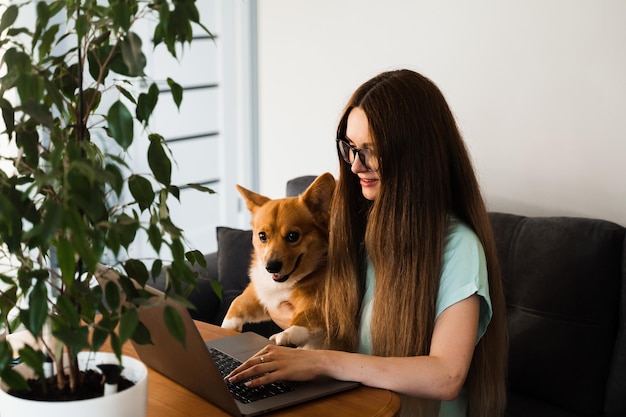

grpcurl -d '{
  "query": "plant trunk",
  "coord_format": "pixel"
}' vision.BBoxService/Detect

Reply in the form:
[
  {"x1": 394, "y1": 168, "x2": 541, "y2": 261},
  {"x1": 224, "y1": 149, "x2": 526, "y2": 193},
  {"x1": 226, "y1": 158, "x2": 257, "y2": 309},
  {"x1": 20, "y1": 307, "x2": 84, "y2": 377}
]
[
  {"x1": 54, "y1": 354, "x2": 65, "y2": 391},
  {"x1": 67, "y1": 347, "x2": 81, "y2": 392}
]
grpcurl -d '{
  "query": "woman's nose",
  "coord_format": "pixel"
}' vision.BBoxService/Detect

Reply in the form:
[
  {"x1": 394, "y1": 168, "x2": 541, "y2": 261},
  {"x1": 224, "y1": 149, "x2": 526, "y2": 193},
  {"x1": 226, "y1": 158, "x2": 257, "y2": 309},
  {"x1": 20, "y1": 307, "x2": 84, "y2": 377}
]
[{"x1": 350, "y1": 155, "x2": 367, "y2": 174}]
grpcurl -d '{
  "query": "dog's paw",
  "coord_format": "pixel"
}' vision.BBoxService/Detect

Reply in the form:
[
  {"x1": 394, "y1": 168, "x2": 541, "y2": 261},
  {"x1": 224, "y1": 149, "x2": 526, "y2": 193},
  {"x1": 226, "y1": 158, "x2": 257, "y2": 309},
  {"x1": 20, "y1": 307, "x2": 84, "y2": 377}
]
[
  {"x1": 270, "y1": 326, "x2": 312, "y2": 348},
  {"x1": 221, "y1": 317, "x2": 244, "y2": 332}
]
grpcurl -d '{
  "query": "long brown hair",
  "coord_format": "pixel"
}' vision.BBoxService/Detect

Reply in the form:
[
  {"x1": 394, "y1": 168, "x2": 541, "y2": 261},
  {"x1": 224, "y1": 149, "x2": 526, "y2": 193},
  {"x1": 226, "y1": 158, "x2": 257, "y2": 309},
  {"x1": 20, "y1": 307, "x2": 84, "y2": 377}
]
[{"x1": 323, "y1": 69, "x2": 507, "y2": 417}]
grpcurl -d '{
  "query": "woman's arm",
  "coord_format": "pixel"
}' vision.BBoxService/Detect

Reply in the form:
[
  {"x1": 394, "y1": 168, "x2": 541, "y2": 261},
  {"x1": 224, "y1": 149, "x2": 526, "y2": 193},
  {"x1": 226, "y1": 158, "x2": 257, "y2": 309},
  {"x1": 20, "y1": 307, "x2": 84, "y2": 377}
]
[{"x1": 227, "y1": 294, "x2": 479, "y2": 400}]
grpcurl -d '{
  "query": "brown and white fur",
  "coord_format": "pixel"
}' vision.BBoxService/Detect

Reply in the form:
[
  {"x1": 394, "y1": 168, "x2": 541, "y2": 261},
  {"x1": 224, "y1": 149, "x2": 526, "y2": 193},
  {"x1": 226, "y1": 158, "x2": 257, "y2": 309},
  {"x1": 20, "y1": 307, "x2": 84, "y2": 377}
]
[{"x1": 221, "y1": 173, "x2": 335, "y2": 349}]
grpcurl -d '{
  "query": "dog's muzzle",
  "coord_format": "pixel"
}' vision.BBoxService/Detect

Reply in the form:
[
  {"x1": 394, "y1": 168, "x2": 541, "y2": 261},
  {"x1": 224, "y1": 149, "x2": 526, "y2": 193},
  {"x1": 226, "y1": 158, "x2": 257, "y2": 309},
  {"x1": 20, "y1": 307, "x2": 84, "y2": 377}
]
[{"x1": 266, "y1": 254, "x2": 303, "y2": 283}]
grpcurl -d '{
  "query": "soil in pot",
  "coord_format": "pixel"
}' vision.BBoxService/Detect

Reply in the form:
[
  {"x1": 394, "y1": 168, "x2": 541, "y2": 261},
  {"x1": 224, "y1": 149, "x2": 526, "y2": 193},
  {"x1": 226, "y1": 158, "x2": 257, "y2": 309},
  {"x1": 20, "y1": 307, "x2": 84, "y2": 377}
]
[{"x1": 8, "y1": 369, "x2": 134, "y2": 401}]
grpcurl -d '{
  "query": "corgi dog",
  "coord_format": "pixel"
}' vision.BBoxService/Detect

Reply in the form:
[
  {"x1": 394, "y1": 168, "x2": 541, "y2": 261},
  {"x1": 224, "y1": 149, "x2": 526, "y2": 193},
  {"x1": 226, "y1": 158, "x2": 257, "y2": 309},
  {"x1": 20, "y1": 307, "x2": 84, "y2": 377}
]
[{"x1": 221, "y1": 173, "x2": 335, "y2": 349}]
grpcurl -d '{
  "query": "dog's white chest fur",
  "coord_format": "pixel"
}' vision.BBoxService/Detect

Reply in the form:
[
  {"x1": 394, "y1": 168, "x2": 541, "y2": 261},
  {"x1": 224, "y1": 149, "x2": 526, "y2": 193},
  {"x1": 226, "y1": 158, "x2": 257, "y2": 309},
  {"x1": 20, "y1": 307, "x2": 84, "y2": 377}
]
[{"x1": 249, "y1": 260, "x2": 296, "y2": 310}]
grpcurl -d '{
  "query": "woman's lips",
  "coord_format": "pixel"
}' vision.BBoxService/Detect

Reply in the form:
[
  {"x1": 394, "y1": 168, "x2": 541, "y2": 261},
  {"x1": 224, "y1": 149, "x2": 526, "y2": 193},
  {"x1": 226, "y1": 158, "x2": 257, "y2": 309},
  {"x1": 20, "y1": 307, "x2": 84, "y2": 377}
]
[{"x1": 360, "y1": 177, "x2": 378, "y2": 187}]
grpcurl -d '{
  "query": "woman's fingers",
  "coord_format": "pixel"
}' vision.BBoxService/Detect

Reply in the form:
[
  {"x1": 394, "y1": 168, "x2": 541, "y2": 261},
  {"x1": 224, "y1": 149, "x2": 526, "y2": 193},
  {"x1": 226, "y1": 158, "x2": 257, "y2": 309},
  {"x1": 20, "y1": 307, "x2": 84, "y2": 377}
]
[
  {"x1": 225, "y1": 346, "x2": 275, "y2": 383},
  {"x1": 225, "y1": 344, "x2": 317, "y2": 388}
]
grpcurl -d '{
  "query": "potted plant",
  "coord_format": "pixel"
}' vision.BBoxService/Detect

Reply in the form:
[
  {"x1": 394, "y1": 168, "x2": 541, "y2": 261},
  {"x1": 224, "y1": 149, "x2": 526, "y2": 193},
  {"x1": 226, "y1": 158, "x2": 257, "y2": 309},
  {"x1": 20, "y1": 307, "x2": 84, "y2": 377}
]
[{"x1": 0, "y1": 0, "x2": 216, "y2": 413}]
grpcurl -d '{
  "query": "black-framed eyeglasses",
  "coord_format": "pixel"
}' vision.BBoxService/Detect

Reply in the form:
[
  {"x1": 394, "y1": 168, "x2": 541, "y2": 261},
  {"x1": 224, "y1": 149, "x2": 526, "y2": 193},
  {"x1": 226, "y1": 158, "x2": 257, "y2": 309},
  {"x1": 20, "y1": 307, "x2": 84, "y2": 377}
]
[{"x1": 335, "y1": 139, "x2": 379, "y2": 172}]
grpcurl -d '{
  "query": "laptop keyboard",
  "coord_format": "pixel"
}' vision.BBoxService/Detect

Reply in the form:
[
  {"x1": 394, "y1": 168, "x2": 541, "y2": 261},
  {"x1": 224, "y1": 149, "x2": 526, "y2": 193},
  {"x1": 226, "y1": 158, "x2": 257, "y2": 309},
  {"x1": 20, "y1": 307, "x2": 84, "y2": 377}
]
[{"x1": 209, "y1": 347, "x2": 295, "y2": 404}]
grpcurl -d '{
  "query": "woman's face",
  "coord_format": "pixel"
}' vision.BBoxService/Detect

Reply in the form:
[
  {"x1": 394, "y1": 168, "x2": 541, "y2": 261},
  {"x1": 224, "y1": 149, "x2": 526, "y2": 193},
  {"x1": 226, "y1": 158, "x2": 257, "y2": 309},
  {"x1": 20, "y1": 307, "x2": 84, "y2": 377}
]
[{"x1": 345, "y1": 107, "x2": 381, "y2": 200}]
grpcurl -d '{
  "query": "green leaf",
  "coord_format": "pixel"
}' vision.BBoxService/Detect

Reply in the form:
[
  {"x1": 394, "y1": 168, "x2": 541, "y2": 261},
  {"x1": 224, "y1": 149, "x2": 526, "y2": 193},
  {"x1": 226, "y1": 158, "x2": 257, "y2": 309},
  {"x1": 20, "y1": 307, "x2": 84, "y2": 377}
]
[
  {"x1": 92, "y1": 316, "x2": 117, "y2": 352},
  {"x1": 25, "y1": 280, "x2": 48, "y2": 337},
  {"x1": 56, "y1": 237, "x2": 75, "y2": 286},
  {"x1": 105, "y1": 163, "x2": 125, "y2": 196},
  {"x1": 131, "y1": 320, "x2": 153, "y2": 345},
  {"x1": 136, "y1": 83, "x2": 159, "y2": 125},
  {"x1": 160, "y1": 216, "x2": 183, "y2": 239},
  {"x1": 0, "y1": 193, "x2": 23, "y2": 253},
  {"x1": 91, "y1": 30, "x2": 111, "y2": 48},
  {"x1": 55, "y1": 294, "x2": 80, "y2": 327},
  {"x1": 81, "y1": 87, "x2": 102, "y2": 114},
  {"x1": 0, "y1": 97, "x2": 15, "y2": 134},
  {"x1": 0, "y1": 5, "x2": 18, "y2": 33},
  {"x1": 186, "y1": 183, "x2": 216, "y2": 194},
  {"x1": 15, "y1": 125, "x2": 39, "y2": 168},
  {"x1": 77, "y1": 286, "x2": 97, "y2": 324},
  {"x1": 170, "y1": 237, "x2": 185, "y2": 266},
  {"x1": 52, "y1": 326, "x2": 90, "y2": 352},
  {"x1": 0, "y1": 340, "x2": 14, "y2": 374},
  {"x1": 107, "y1": 228, "x2": 122, "y2": 256},
  {"x1": 39, "y1": 199, "x2": 63, "y2": 241},
  {"x1": 0, "y1": 367, "x2": 29, "y2": 391},
  {"x1": 164, "y1": 305, "x2": 186, "y2": 348},
  {"x1": 76, "y1": 12, "x2": 88, "y2": 40},
  {"x1": 17, "y1": 72, "x2": 46, "y2": 107},
  {"x1": 87, "y1": 44, "x2": 112, "y2": 81},
  {"x1": 167, "y1": 78, "x2": 183, "y2": 109},
  {"x1": 128, "y1": 174, "x2": 154, "y2": 212},
  {"x1": 18, "y1": 345, "x2": 45, "y2": 381},
  {"x1": 109, "y1": 332, "x2": 122, "y2": 359},
  {"x1": 107, "y1": 100, "x2": 133, "y2": 149},
  {"x1": 148, "y1": 134, "x2": 172, "y2": 186},
  {"x1": 119, "y1": 309, "x2": 139, "y2": 344},
  {"x1": 185, "y1": 250, "x2": 206, "y2": 269},
  {"x1": 169, "y1": 184, "x2": 180, "y2": 201},
  {"x1": 123, "y1": 259, "x2": 149, "y2": 287},
  {"x1": 104, "y1": 281, "x2": 121, "y2": 311},
  {"x1": 46, "y1": 0, "x2": 65, "y2": 19},
  {"x1": 112, "y1": 1, "x2": 132, "y2": 31},
  {"x1": 55, "y1": 63, "x2": 80, "y2": 99},
  {"x1": 116, "y1": 274, "x2": 140, "y2": 302},
  {"x1": 151, "y1": 259, "x2": 163, "y2": 281},
  {"x1": 38, "y1": 23, "x2": 60, "y2": 61},
  {"x1": 64, "y1": 208, "x2": 98, "y2": 269},
  {"x1": 115, "y1": 213, "x2": 139, "y2": 248},
  {"x1": 170, "y1": 4, "x2": 194, "y2": 44},
  {"x1": 153, "y1": 5, "x2": 176, "y2": 56},
  {"x1": 2, "y1": 48, "x2": 30, "y2": 81},
  {"x1": 91, "y1": 327, "x2": 108, "y2": 352},
  {"x1": 170, "y1": 258, "x2": 196, "y2": 288},
  {"x1": 120, "y1": 31, "x2": 146, "y2": 77},
  {"x1": 0, "y1": 286, "x2": 17, "y2": 324},
  {"x1": 147, "y1": 223, "x2": 162, "y2": 253},
  {"x1": 35, "y1": 1, "x2": 50, "y2": 28},
  {"x1": 24, "y1": 198, "x2": 62, "y2": 249},
  {"x1": 19, "y1": 100, "x2": 53, "y2": 129},
  {"x1": 116, "y1": 85, "x2": 137, "y2": 105}
]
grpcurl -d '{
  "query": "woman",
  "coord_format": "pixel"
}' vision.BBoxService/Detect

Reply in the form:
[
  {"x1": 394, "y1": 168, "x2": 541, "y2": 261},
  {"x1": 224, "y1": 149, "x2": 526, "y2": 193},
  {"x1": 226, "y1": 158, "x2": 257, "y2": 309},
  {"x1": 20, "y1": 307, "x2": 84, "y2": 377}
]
[{"x1": 227, "y1": 69, "x2": 508, "y2": 417}]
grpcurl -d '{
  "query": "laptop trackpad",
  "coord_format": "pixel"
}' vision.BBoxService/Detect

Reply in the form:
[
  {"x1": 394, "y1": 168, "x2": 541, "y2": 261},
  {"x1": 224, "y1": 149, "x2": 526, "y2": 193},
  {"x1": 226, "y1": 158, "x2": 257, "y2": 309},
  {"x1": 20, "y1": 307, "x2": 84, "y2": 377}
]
[{"x1": 205, "y1": 332, "x2": 274, "y2": 362}]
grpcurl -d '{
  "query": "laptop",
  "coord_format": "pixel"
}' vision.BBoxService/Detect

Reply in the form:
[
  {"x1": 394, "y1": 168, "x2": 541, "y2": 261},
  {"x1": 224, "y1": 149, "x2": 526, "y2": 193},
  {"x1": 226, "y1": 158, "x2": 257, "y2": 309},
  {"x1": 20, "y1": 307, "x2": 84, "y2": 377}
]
[{"x1": 130, "y1": 288, "x2": 359, "y2": 416}]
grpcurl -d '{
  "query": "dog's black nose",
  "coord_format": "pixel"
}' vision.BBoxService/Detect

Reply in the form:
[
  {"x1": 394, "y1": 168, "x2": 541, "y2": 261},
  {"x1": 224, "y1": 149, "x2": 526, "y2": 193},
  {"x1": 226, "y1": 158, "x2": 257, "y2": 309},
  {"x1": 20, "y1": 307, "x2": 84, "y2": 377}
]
[{"x1": 266, "y1": 260, "x2": 282, "y2": 274}]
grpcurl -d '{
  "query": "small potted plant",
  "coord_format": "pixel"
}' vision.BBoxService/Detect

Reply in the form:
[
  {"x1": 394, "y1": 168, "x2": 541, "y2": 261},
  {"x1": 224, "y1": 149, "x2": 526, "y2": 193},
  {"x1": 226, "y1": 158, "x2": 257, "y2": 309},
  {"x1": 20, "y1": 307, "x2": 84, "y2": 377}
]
[{"x1": 0, "y1": 1, "x2": 216, "y2": 415}]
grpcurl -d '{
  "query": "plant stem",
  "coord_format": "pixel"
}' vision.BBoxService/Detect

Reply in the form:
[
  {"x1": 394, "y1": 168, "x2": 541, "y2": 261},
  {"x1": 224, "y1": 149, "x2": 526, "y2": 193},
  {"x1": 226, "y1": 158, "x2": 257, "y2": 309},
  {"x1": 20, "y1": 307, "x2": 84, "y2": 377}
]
[{"x1": 76, "y1": 1, "x2": 86, "y2": 143}]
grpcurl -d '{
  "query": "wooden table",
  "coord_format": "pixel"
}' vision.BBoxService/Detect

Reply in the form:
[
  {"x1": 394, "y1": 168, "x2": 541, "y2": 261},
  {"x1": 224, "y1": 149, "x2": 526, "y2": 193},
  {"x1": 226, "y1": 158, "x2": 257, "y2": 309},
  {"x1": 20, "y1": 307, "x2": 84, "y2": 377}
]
[{"x1": 118, "y1": 320, "x2": 401, "y2": 417}]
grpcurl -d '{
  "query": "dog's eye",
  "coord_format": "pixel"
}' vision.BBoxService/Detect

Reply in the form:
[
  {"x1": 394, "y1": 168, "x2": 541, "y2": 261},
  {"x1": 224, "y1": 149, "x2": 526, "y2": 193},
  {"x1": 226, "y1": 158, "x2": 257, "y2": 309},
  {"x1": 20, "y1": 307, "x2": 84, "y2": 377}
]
[
  {"x1": 286, "y1": 231, "x2": 300, "y2": 242},
  {"x1": 258, "y1": 232, "x2": 267, "y2": 243}
]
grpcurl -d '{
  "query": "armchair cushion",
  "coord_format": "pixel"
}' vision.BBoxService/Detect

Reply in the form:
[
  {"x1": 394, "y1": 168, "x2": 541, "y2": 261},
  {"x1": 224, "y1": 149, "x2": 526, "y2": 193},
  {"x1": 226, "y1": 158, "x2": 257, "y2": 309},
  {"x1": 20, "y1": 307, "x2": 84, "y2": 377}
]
[
  {"x1": 215, "y1": 226, "x2": 253, "y2": 324},
  {"x1": 490, "y1": 213, "x2": 624, "y2": 416}
]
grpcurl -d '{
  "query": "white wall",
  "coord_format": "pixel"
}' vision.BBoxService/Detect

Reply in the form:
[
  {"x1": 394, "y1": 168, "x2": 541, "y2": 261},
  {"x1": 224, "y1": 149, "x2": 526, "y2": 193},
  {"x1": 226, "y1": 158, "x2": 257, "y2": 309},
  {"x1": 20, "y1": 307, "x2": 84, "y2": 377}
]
[{"x1": 256, "y1": 0, "x2": 626, "y2": 226}]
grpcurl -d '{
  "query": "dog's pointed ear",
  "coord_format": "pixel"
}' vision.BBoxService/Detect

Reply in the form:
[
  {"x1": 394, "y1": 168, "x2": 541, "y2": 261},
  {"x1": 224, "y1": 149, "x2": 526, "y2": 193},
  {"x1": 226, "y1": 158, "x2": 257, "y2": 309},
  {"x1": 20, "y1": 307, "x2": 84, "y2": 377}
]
[
  {"x1": 300, "y1": 173, "x2": 336, "y2": 229},
  {"x1": 236, "y1": 184, "x2": 271, "y2": 212}
]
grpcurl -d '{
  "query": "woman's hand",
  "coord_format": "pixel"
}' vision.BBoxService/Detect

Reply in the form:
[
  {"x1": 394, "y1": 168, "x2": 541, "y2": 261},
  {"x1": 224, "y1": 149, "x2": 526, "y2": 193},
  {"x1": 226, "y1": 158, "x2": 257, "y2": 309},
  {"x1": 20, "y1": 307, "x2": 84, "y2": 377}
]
[
  {"x1": 267, "y1": 301, "x2": 295, "y2": 330},
  {"x1": 225, "y1": 344, "x2": 324, "y2": 388}
]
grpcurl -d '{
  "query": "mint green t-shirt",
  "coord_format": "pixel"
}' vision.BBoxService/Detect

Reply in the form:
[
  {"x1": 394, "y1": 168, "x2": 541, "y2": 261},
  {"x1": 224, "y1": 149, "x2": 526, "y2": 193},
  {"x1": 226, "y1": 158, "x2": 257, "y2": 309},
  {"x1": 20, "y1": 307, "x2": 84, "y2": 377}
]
[{"x1": 357, "y1": 217, "x2": 492, "y2": 417}]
